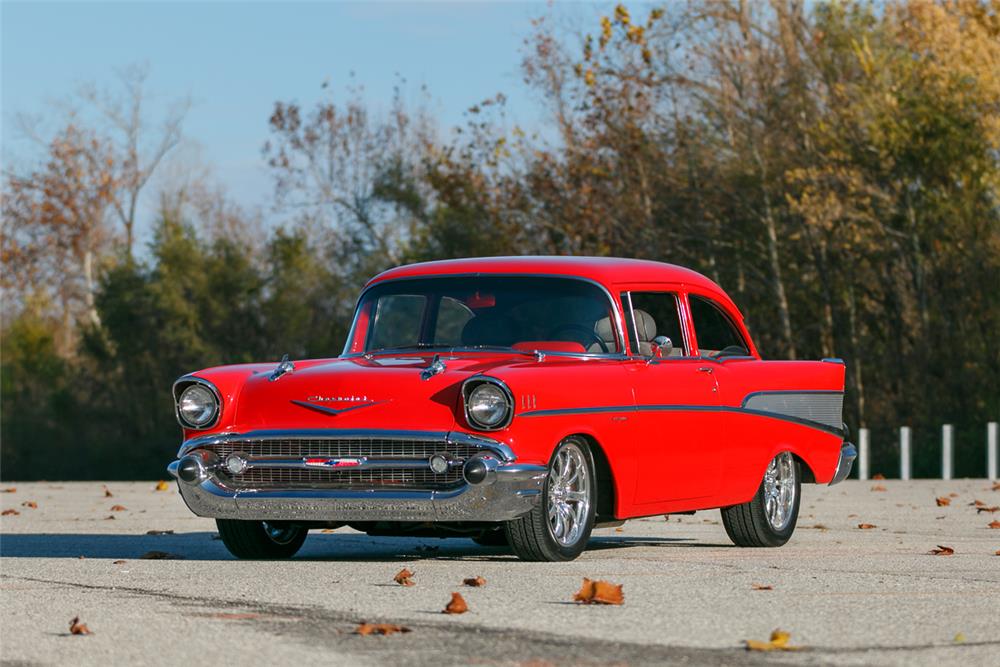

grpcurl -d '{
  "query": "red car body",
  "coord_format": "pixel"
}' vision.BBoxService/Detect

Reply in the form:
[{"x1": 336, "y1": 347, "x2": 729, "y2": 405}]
[{"x1": 169, "y1": 257, "x2": 854, "y2": 559}]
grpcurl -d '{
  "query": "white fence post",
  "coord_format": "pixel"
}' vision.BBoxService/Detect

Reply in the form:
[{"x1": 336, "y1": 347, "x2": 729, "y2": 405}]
[
  {"x1": 989, "y1": 422, "x2": 998, "y2": 481},
  {"x1": 941, "y1": 424, "x2": 953, "y2": 480},
  {"x1": 858, "y1": 428, "x2": 870, "y2": 480},
  {"x1": 900, "y1": 426, "x2": 911, "y2": 480}
]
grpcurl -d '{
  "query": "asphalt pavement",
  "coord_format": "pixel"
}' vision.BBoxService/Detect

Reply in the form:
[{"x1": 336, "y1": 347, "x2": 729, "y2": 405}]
[{"x1": 2, "y1": 479, "x2": 999, "y2": 666}]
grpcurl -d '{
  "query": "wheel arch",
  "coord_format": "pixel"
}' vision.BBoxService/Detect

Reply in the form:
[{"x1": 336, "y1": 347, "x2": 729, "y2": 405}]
[{"x1": 567, "y1": 432, "x2": 618, "y2": 523}]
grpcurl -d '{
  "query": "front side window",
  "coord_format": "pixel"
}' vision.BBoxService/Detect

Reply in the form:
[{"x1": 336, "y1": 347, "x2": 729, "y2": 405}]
[
  {"x1": 624, "y1": 292, "x2": 688, "y2": 356},
  {"x1": 689, "y1": 294, "x2": 747, "y2": 356},
  {"x1": 354, "y1": 276, "x2": 621, "y2": 355}
]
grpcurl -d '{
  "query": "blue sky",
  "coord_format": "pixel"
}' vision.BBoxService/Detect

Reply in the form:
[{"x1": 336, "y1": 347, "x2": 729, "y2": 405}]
[{"x1": 2, "y1": 1, "x2": 605, "y2": 236}]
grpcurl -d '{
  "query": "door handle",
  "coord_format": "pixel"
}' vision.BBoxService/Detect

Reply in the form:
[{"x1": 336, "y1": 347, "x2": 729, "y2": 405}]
[{"x1": 697, "y1": 367, "x2": 713, "y2": 374}]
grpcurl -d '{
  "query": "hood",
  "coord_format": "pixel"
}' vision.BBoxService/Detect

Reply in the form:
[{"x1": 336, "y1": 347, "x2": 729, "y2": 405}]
[{"x1": 230, "y1": 353, "x2": 531, "y2": 432}]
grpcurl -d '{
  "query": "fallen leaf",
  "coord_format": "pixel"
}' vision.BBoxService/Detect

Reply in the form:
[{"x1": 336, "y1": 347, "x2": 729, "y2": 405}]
[
  {"x1": 614, "y1": 526, "x2": 624, "y2": 533},
  {"x1": 976, "y1": 506, "x2": 999, "y2": 513},
  {"x1": 971, "y1": 499, "x2": 987, "y2": 507},
  {"x1": 806, "y1": 523, "x2": 829, "y2": 530},
  {"x1": 154, "y1": 480, "x2": 169, "y2": 491},
  {"x1": 745, "y1": 629, "x2": 800, "y2": 652},
  {"x1": 463, "y1": 576, "x2": 487, "y2": 587},
  {"x1": 110, "y1": 505, "x2": 127, "y2": 512},
  {"x1": 2, "y1": 509, "x2": 19, "y2": 516},
  {"x1": 935, "y1": 497, "x2": 951, "y2": 507},
  {"x1": 751, "y1": 583, "x2": 773, "y2": 590},
  {"x1": 847, "y1": 513, "x2": 858, "y2": 518},
  {"x1": 69, "y1": 616, "x2": 91, "y2": 635},
  {"x1": 146, "y1": 529, "x2": 174, "y2": 535},
  {"x1": 112, "y1": 560, "x2": 126, "y2": 565},
  {"x1": 21, "y1": 501, "x2": 37, "y2": 509},
  {"x1": 871, "y1": 484, "x2": 887, "y2": 492},
  {"x1": 929, "y1": 545, "x2": 955, "y2": 556},
  {"x1": 393, "y1": 568, "x2": 415, "y2": 586},
  {"x1": 992, "y1": 482, "x2": 1000, "y2": 491},
  {"x1": 104, "y1": 515, "x2": 116, "y2": 520},
  {"x1": 857, "y1": 523, "x2": 877, "y2": 529},
  {"x1": 989, "y1": 520, "x2": 1000, "y2": 529},
  {"x1": 954, "y1": 632, "x2": 966, "y2": 643},
  {"x1": 103, "y1": 486, "x2": 114, "y2": 498},
  {"x1": 1, "y1": 487, "x2": 16, "y2": 493},
  {"x1": 872, "y1": 473, "x2": 886, "y2": 480},
  {"x1": 140, "y1": 551, "x2": 183, "y2": 560},
  {"x1": 443, "y1": 592, "x2": 468, "y2": 614},
  {"x1": 573, "y1": 578, "x2": 624, "y2": 605},
  {"x1": 949, "y1": 492, "x2": 959, "y2": 497},
  {"x1": 994, "y1": 550, "x2": 1000, "y2": 556},
  {"x1": 356, "y1": 622, "x2": 411, "y2": 636}
]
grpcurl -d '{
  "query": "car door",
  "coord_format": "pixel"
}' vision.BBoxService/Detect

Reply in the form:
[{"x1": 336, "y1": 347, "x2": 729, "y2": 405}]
[{"x1": 622, "y1": 290, "x2": 725, "y2": 505}]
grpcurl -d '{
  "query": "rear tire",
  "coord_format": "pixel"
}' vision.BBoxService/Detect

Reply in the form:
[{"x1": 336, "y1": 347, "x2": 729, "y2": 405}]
[
  {"x1": 721, "y1": 451, "x2": 800, "y2": 547},
  {"x1": 505, "y1": 437, "x2": 596, "y2": 562},
  {"x1": 216, "y1": 519, "x2": 308, "y2": 559}
]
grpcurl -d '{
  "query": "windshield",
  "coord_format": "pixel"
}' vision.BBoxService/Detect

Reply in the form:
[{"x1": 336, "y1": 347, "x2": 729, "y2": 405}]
[{"x1": 346, "y1": 276, "x2": 621, "y2": 355}]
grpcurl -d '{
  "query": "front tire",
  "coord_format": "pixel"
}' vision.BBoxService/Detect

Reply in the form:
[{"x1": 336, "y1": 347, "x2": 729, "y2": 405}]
[
  {"x1": 505, "y1": 437, "x2": 596, "y2": 562},
  {"x1": 721, "y1": 451, "x2": 800, "y2": 547},
  {"x1": 216, "y1": 519, "x2": 308, "y2": 559}
]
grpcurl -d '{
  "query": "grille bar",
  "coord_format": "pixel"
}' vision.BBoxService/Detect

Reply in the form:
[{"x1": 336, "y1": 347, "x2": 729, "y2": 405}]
[{"x1": 202, "y1": 436, "x2": 481, "y2": 491}]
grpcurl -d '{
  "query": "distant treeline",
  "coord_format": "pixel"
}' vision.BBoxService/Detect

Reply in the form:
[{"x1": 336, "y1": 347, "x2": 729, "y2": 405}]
[{"x1": 3, "y1": 1, "x2": 999, "y2": 480}]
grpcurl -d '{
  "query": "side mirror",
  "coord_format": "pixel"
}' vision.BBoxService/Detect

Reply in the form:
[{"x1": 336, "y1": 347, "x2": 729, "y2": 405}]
[{"x1": 651, "y1": 336, "x2": 672, "y2": 358}]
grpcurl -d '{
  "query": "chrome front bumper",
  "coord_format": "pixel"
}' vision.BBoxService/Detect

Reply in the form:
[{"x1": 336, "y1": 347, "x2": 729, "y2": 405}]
[
  {"x1": 828, "y1": 441, "x2": 857, "y2": 486},
  {"x1": 167, "y1": 429, "x2": 547, "y2": 522}
]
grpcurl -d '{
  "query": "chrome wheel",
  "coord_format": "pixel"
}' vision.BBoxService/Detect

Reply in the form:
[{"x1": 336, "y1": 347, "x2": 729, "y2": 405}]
[
  {"x1": 263, "y1": 522, "x2": 299, "y2": 544},
  {"x1": 546, "y1": 441, "x2": 591, "y2": 547},
  {"x1": 763, "y1": 452, "x2": 797, "y2": 532}
]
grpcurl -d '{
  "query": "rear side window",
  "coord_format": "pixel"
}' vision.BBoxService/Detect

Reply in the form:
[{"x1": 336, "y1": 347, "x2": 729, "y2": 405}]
[
  {"x1": 689, "y1": 295, "x2": 747, "y2": 356},
  {"x1": 624, "y1": 292, "x2": 687, "y2": 356}
]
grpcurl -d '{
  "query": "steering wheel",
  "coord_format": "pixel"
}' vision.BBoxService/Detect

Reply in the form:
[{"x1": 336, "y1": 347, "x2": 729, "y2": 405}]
[
  {"x1": 712, "y1": 345, "x2": 749, "y2": 359},
  {"x1": 546, "y1": 324, "x2": 609, "y2": 353}
]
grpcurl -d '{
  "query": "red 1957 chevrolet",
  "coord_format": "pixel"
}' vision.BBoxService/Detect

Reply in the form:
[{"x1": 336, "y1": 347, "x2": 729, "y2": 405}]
[{"x1": 168, "y1": 256, "x2": 856, "y2": 561}]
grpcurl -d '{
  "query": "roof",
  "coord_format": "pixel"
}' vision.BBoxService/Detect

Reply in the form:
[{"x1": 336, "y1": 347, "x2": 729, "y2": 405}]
[{"x1": 368, "y1": 256, "x2": 724, "y2": 293}]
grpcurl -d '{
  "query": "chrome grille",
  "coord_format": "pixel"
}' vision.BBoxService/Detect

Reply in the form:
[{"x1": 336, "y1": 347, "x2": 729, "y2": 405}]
[{"x1": 202, "y1": 437, "x2": 479, "y2": 490}]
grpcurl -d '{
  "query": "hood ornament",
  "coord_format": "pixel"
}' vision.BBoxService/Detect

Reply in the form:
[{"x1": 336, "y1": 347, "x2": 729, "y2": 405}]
[
  {"x1": 420, "y1": 354, "x2": 446, "y2": 381},
  {"x1": 269, "y1": 353, "x2": 295, "y2": 382}
]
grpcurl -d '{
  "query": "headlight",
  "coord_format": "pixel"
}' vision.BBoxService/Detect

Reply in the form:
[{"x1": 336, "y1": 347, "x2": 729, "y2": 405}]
[
  {"x1": 464, "y1": 378, "x2": 513, "y2": 430},
  {"x1": 177, "y1": 383, "x2": 219, "y2": 428}
]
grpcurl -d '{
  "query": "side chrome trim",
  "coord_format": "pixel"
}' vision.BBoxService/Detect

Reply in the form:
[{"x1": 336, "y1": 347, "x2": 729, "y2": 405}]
[
  {"x1": 741, "y1": 391, "x2": 844, "y2": 431},
  {"x1": 829, "y1": 441, "x2": 857, "y2": 485},
  {"x1": 519, "y1": 403, "x2": 845, "y2": 437},
  {"x1": 172, "y1": 375, "x2": 223, "y2": 430},
  {"x1": 177, "y1": 429, "x2": 515, "y2": 462}
]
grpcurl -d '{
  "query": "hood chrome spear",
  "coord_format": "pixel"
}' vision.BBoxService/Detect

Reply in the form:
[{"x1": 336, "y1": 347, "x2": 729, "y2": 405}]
[
  {"x1": 420, "y1": 354, "x2": 446, "y2": 381},
  {"x1": 269, "y1": 353, "x2": 295, "y2": 382}
]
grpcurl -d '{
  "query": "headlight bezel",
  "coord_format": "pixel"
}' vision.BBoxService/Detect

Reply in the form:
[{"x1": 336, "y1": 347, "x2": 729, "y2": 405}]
[
  {"x1": 173, "y1": 376, "x2": 222, "y2": 430},
  {"x1": 462, "y1": 376, "x2": 514, "y2": 431}
]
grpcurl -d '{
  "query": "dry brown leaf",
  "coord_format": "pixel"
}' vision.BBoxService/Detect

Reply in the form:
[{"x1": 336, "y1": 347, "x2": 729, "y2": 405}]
[
  {"x1": 871, "y1": 484, "x2": 887, "y2": 492},
  {"x1": 992, "y1": 482, "x2": 1000, "y2": 491},
  {"x1": 69, "y1": 616, "x2": 91, "y2": 635},
  {"x1": 443, "y1": 592, "x2": 469, "y2": 614},
  {"x1": 2, "y1": 509, "x2": 19, "y2": 516},
  {"x1": 994, "y1": 550, "x2": 1000, "y2": 556},
  {"x1": 929, "y1": 545, "x2": 955, "y2": 556},
  {"x1": 21, "y1": 501, "x2": 37, "y2": 509},
  {"x1": 857, "y1": 523, "x2": 877, "y2": 529},
  {"x1": 614, "y1": 526, "x2": 624, "y2": 532},
  {"x1": 463, "y1": 576, "x2": 487, "y2": 587},
  {"x1": 872, "y1": 473, "x2": 886, "y2": 480},
  {"x1": 935, "y1": 497, "x2": 951, "y2": 507},
  {"x1": 104, "y1": 515, "x2": 116, "y2": 520},
  {"x1": 393, "y1": 568, "x2": 415, "y2": 586},
  {"x1": 140, "y1": 550, "x2": 183, "y2": 560},
  {"x1": 751, "y1": 583, "x2": 773, "y2": 590},
  {"x1": 146, "y1": 529, "x2": 174, "y2": 535},
  {"x1": 154, "y1": 480, "x2": 169, "y2": 491},
  {"x1": 745, "y1": 629, "x2": 800, "y2": 652},
  {"x1": 971, "y1": 499, "x2": 987, "y2": 507},
  {"x1": 1, "y1": 487, "x2": 16, "y2": 493},
  {"x1": 356, "y1": 622, "x2": 411, "y2": 636},
  {"x1": 806, "y1": 523, "x2": 829, "y2": 530},
  {"x1": 989, "y1": 520, "x2": 1000, "y2": 529},
  {"x1": 977, "y1": 506, "x2": 1000, "y2": 513},
  {"x1": 110, "y1": 505, "x2": 127, "y2": 512},
  {"x1": 103, "y1": 486, "x2": 113, "y2": 498},
  {"x1": 112, "y1": 560, "x2": 126, "y2": 565},
  {"x1": 573, "y1": 578, "x2": 624, "y2": 605}
]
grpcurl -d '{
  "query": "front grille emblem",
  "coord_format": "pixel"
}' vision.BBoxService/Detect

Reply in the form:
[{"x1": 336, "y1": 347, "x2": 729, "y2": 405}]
[{"x1": 304, "y1": 457, "x2": 366, "y2": 468}]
